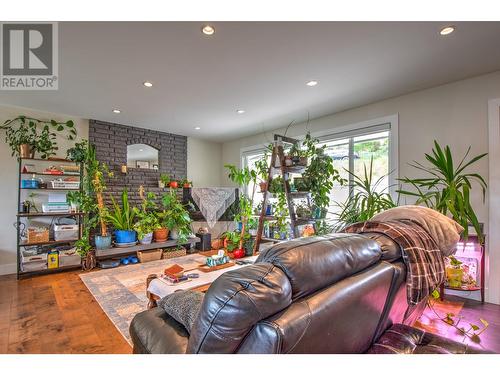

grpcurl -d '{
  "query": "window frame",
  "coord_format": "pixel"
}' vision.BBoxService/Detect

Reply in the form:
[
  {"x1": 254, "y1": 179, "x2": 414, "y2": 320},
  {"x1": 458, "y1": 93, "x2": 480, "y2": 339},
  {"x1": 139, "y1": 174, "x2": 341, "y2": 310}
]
[{"x1": 240, "y1": 114, "x2": 399, "y2": 198}]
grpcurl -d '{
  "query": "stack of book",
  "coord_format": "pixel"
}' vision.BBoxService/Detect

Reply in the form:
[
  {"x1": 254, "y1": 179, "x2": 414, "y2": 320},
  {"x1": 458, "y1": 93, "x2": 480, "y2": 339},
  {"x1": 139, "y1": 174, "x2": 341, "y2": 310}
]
[{"x1": 42, "y1": 192, "x2": 69, "y2": 213}]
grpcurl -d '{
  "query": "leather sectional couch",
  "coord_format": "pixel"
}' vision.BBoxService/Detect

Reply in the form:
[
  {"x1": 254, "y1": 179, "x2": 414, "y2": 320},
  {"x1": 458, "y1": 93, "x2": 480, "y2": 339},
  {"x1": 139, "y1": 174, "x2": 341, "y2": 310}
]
[{"x1": 129, "y1": 233, "x2": 487, "y2": 354}]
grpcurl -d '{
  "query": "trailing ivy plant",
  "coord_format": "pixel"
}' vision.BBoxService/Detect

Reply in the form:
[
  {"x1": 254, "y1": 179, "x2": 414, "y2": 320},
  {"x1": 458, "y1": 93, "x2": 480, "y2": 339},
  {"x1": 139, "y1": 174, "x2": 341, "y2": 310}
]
[
  {"x1": 397, "y1": 140, "x2": 487, "y2": 243},
  {"x1": 0, "y1": 115, "x2": 77, "y2": 159}
]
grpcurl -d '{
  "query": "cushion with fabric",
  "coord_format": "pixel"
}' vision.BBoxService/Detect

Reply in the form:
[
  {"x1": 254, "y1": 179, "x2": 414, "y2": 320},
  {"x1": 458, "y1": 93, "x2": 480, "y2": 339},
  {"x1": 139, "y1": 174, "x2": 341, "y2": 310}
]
[
  {"x1": 157, "y1": 290, "x2": 204, "y2": 334},
  {"x1": 361, "y1": 232, "x2": 402, "y2": 262},
  {"x1": 368, "y1": 324, "x2": 494, "y2": 354},
  {"x1": 186, "y1": 262, "x2": 292, "y2": 354},
  {"x1": 256, "y1": 233, "x2": 381, "y2": 300},
  {"x1": 370, "y1": 205, "x2": 463, "y2": 256}
]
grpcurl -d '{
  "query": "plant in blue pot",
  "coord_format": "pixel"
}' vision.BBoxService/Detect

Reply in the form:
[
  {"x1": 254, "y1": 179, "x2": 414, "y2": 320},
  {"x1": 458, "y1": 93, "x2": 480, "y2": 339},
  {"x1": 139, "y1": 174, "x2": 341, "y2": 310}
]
[{"x1": 107, "y1": 188, "x2": 137, "y2": 246}]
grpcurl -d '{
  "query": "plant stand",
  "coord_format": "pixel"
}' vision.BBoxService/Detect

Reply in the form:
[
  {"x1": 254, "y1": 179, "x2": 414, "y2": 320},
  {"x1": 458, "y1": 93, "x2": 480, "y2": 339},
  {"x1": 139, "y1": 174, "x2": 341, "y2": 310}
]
[{"x1": 253, "y1": 135, "x2": 316, "y2": 254}]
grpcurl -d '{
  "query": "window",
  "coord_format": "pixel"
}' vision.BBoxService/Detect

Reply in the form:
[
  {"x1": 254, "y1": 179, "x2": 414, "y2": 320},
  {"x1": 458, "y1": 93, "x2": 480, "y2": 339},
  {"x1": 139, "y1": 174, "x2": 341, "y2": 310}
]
[{"x1": 241, "y1": 115, "x2": 398, "y2": 225}]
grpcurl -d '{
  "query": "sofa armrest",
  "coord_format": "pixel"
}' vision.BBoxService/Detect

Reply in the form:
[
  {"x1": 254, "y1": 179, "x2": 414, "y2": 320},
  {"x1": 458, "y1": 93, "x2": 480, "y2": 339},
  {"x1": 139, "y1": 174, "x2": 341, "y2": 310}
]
[{"x1": 130, "y1": 307, "x2": 189, "y2": 354}]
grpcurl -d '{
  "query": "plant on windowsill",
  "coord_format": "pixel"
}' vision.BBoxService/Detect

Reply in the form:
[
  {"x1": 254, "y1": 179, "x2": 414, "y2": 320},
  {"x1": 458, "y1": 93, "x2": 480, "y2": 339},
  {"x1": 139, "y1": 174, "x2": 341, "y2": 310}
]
[
  {"x1": 397, "y1": 140, "x2": 487, "y2": 243},
  {"x1": 334, "y1": 157, "x2": 397, "y2": 231},
  {"x1": 1, "y1": 115, "x2": 77, "y2": 159},
  {"x1": 107, "y1": 188, "x2": 137, "y2": 244}
]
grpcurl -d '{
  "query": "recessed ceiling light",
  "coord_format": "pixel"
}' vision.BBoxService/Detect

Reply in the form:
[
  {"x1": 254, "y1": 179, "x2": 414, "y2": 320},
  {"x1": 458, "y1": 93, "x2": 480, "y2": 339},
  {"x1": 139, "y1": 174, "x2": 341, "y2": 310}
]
[
  {"x1": 201, "y1": 25, "x2": 215, "y2": 36},
  {"x1": 143, "y1": 81, "x2": 153, "y2": 87},
  {"x1": 306, "y1": 80, "x2": 318, "y2": 87},
  {"x1": 139, "y1": 149, "x2": 143, "y2": 152},
  {"x1": 194, "y1": 126, "x2": 201, "y2": 130},
  {"x1": 236, "y1": 109, "x2": 245, "y2": 114},
  {"x1": 112, "y1": 109, "x2": 121, "y2": 114},
  {"x1": 440, "y1": 26, "x2": 455, "y2": 36}
]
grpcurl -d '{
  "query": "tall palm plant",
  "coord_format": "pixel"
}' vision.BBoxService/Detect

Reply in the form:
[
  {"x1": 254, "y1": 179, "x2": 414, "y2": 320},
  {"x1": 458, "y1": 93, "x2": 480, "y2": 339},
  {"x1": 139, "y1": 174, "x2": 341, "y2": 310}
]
[
  {"x1": 397, "y1": 140, "x2": 487, "y2": 243},
  {"x1": 334, "y1": 157, "x2": 396, "y2": 230}
]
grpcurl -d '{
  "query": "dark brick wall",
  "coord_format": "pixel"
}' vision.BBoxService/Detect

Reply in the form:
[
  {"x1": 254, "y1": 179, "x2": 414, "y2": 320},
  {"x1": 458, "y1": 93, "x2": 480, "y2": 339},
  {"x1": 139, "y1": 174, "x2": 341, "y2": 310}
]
[{"x1": 89, "y1": 119, "x2": 187, "y2": 206}]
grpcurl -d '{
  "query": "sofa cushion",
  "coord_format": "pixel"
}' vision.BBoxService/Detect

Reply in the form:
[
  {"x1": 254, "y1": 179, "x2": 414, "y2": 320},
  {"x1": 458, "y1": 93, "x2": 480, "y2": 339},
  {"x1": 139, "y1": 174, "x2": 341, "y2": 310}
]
[
  {"x1": 256, "y1": 233, "x2": 381, "y2": 299},
  {"x1": 361, "y1": 232, "x2": 402, "y2": 262},
  {"x1": 157, "y1": 290, "x2": 204, "y2": 334},
  {"x1": 186, "y1": 262, "x2": 292, "y2": 354}
]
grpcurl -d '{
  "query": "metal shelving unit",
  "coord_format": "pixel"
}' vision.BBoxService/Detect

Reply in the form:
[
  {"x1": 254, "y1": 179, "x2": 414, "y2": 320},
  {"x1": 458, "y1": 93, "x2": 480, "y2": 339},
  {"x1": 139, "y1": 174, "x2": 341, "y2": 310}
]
[{"x1": 16, "y1": 158, "x2": 83, "y2": 279}]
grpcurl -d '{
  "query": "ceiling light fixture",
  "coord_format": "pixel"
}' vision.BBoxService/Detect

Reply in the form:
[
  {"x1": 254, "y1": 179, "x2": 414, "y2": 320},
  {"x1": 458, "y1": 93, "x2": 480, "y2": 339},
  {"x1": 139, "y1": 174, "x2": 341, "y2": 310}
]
[
  {"x1": 112, "y1": 109, "x2": 121, "y2": 114},
  {"x1": 201, "y1": 25, "x2": 215, "y2": 36},
  {"x1": 194, "y1": 126, "x2": 201, "y2": 130},
  {"x1": 143, "y1": 81, "x2": 153, "y2": 87},
  {"x1": 306, "y1": 80, "x2": 318, "y2": 87},
  {"x1": 236, "y1": 109, "x2": 245, "y2": 114},
  {"x1": 440, "y1": 26, "x2": 455, "y2": 36},
  {"x1": 139, "y1": 149, "x2": 143, "y2": 152}
]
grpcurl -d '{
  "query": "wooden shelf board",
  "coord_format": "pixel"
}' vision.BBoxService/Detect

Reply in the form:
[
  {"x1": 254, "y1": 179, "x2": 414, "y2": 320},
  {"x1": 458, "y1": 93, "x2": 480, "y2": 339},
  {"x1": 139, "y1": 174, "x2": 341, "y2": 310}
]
[
  {"x1": 21, "y1": 172, "x2": 81, "y2": 177},
  {"x1": 21, "y1": 157, "x2": 78, "y2": 163},
  {"x1": 17, "y1": 211, "x2": 84, "y2": 217},
  {"x1": 20, "y1": 239, "x2": 78, "y2": 247},
  {"x1": 95, "y1": 237, "x2": 201, "y2": 259},
  {"x1": 444, "y1": 286, "x2": 482, "y2": 292}
]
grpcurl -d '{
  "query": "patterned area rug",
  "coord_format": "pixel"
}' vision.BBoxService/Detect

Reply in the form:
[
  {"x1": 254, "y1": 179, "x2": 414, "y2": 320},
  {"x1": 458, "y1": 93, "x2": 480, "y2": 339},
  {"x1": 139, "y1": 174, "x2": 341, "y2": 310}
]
[{"x1": 79, "y1": 254, "x2": 206, "y2": 344}]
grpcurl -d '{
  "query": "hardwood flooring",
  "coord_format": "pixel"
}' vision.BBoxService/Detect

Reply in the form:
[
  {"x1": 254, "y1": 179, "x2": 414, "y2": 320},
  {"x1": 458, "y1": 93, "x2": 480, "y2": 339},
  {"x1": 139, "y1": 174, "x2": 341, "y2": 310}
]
[
  {"x1": 0, "y1": 271, "x2": 131, "y2": 354},
  {"x1": 0, "y1": 269, "x2": 499, "y2": 354}
]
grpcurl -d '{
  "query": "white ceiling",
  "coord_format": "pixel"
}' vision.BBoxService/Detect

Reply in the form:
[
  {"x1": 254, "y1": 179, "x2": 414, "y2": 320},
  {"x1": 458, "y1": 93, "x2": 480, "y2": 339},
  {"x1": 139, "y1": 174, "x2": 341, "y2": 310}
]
[{"x1": 1, "y1": 21, "x2": 500, "y2": 141}]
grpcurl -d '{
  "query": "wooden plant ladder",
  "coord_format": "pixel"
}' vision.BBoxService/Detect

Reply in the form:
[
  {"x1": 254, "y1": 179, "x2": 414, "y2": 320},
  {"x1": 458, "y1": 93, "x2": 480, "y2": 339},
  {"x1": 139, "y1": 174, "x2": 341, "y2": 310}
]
[{"x1": 253, "y1": 135, "x2": 315, "y2": 254}]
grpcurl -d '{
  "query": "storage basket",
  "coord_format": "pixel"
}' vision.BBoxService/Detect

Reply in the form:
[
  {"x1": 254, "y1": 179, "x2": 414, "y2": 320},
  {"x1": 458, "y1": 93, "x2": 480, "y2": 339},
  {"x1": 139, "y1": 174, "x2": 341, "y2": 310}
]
[
  {"x1": 162, "y1": 247, "x2": 187, "y2": 260},
  {"x1": 21, "y1": 250, "x2": 47, "y2": 272},
  {"x1": 27, "y1": 227, "x2": 49, "y2": 244},
  {"x1": 137, "y1": 248, "x2": 163, "y2": 263},
  {"x1": 50, "y1": 179, "x2": 80, "y2": 189}
]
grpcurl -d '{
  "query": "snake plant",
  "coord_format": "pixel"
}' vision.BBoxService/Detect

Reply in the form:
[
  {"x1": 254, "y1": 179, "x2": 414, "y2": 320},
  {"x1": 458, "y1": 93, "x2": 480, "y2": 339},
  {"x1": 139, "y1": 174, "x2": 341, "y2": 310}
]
[{"x1": 107, "y1": 188, "x2": 136, "y2": 230}]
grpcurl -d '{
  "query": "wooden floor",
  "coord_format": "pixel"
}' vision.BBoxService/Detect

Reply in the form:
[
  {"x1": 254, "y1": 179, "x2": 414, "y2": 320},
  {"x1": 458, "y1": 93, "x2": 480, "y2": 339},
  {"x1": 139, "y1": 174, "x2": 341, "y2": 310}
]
[
  {"x1": 1, "y1": 269, "x2": 499, "y2": 354},
  {"x1": 0, "y1": 271, "x2": 131, "y2": 354}
]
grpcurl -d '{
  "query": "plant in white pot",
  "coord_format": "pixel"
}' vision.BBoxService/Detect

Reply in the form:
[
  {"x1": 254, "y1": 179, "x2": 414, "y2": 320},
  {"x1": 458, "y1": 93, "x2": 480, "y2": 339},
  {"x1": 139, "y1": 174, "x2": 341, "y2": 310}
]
[{"x1": 133, "y1": 188, "x2": 160, "y2": 245}]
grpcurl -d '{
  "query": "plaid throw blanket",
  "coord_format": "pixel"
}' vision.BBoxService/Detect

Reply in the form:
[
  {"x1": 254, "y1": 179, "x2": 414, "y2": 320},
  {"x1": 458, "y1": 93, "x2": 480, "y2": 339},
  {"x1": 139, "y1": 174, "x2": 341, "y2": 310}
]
[{"x1": 344, "y1": 220, "x2": 445, "y2": 305}]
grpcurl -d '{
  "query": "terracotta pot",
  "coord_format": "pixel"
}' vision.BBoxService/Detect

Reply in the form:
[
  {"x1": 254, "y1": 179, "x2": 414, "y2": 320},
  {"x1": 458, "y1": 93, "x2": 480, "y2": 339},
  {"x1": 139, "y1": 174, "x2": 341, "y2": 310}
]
[
  {"x1": 183, "y1": 183, "x2": 191, "y2": 188},
  {"x1": 211, "y1": 238, "x2": 223, "y2": 250},
  {"x1": 19, "y1": 144, "x2": 33, "y2": 159},
  {"x1": 233, "y1": 248, "x2": 245, "y2": 259},
  {"x1": 154, "y1": 227, "x2": 169, "y2": 242},
  {"x1": 169, "y1": 181, "x2": 178, "y2": 189},
  {"x1": 259, "y1": 182, "x2": 267, "y2": 192}
]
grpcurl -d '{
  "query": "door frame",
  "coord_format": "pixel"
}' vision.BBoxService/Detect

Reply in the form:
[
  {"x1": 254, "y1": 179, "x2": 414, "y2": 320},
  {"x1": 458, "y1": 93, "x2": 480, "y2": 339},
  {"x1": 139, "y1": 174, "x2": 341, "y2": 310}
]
[{"x1": 487, "y1": 98, "x2": 500, "y2": 305}]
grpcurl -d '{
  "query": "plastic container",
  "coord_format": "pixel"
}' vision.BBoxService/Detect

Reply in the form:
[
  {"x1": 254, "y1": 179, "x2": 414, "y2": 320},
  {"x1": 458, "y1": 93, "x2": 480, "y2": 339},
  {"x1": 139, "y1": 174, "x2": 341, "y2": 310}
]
[
  {"x1": 59, "y1": 248, "x2": 81, "y2": 267},
  {"x1": 21, "y1": 179, "x2": 39, "y2": 189},
  {"x1": 54, "y1": 224, "x2": 79, "y2": 241}
]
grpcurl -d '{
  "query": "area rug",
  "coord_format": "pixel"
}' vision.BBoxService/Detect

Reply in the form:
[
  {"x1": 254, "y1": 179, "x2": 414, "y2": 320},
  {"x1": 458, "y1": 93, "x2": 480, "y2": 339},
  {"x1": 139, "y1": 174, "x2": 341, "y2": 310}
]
[{"x1": 79, "y1": 254, "x2": 206, "y2": 344}]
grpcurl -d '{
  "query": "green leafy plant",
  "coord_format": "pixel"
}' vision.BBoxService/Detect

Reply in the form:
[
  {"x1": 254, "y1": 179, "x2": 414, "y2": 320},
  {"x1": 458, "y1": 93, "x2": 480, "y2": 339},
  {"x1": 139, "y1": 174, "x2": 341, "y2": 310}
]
[
  {"x1": 397, "y1": 140, "x2": 487, "y2": 243},
  {"x1": 334, "y1": 157, "x2": 396, "y2": 230},
  {"x1": 161, "y1": 189, "x2": 192, "y2": 244},
  {"x1": 0, "y1": 115, "x2": 77, "y2": 159},
  {"x1": 133, "y1": 190, "x2": 160, "y2": 240},
  {"x1": 107, "y1": 188, "x2": 136, "y2": 231},
  {"x1": 159, "y1": 174, "x2": 170, "y2": 186},
  {"x1": 302, "y1": 132, "x2": 346, "y2": 215},
  {"x1": 66, "y1": 140, "x2": 88, "y2": 163}
]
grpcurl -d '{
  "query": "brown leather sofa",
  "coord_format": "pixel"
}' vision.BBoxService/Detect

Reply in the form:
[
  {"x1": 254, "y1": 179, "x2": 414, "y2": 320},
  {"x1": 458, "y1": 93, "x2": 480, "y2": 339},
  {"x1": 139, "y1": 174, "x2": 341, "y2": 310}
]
[{"x1": 131, "y1": 233, "x2": 428, "y2": 353}]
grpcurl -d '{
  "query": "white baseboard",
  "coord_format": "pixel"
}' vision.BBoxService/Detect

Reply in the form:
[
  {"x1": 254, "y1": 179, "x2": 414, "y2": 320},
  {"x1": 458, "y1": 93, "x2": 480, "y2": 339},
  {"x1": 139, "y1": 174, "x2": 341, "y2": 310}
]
[{"x1": 0, "y1": 263, "x2": 16, "y2": 276}]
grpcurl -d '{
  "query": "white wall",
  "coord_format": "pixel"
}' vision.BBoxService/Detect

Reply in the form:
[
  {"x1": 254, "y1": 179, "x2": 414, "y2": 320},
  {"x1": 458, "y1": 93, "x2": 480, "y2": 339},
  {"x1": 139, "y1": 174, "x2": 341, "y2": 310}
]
[
  {"x1": 0, "y1": 104, "x2": 223, "y2": 275},
  {"x1": 222, "y1": 70, "x2": 500, "y2": 304},
  {"x1": 187, "y1": 137, "x2": 223, "y2": 187}
]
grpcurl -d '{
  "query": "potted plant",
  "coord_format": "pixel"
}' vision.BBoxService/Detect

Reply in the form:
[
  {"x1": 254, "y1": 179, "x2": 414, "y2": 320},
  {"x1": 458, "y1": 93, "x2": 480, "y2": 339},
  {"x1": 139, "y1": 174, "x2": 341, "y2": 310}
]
[
  {"x1": 133, "y1": 189, "x2": 160, "y2": 245},
  {"x1": 161, "y1": 189, "x2": 192, "y2": 243},
  {"x1": 1, "y1": 116, "x2": 77, "y2": 159},
  {"x1": 66, "y1": 140, "x2": 88, "y2": 163},
  {"x1": 66, "y1": 191, "x2": 80, "y2": 213},
  {"x1": 445, "y1": 256, "x2": 464, "y2": 288},
  {"x1": 107, "y1": 188, "x2": 137, "y2": 244},
  {"x1": 248, "y1": 217, "x2": 259, "y2": 236},
  {"x1": 181, "y1": 178, "x2": 192, "y2": 188},
  {"x1": 169, "y1": 179, "x2": 179, "y2": 189},
  {"x1": 159, "y1": 173, "x2": 170, "y2": 188},
  {"x1": 397, "y1": 140, "x2": 487, "y2": 243},
  {"x1": 295, "y1": 203, "x2": 312, "y2": 219}
]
